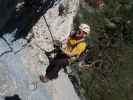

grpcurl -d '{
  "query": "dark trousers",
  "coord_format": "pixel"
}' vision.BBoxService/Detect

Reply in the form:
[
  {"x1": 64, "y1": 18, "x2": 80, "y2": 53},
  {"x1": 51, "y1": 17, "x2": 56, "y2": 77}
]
[{"x1": 45, "y1": 53, "x2": 69, "y2": 80}]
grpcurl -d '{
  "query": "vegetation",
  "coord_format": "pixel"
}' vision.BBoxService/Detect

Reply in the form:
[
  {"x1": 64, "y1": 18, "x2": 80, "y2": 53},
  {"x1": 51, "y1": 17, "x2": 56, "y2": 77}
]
[{"x1": 74, "y1": 0, "x2": 133, "y2": 100}]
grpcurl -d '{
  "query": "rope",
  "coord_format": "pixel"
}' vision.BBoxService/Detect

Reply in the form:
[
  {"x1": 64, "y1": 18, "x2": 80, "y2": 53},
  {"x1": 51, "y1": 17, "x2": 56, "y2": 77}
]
[{"x1": 42, "y1": 15, "x2": 55, "y2": 43}]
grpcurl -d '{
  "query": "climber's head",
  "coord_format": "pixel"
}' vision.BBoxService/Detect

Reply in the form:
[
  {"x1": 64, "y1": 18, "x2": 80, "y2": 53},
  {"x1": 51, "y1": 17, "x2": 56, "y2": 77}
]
[
  {"x1": 74, "y1": 23, "x2": 90, "y2": 39},
  {"x1": 79, "y1": 23, "x2": 90, "y2": 35}
]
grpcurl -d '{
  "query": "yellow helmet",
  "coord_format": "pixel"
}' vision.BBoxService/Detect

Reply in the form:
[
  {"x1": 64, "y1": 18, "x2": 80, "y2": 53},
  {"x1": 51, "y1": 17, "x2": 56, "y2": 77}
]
[{"x1": 79, "y1": 23, "x2": 90, "y2": 34}]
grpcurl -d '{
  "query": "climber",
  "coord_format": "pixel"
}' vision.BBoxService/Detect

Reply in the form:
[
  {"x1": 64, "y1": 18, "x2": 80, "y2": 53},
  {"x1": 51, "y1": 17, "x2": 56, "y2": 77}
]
[{"x1": 40, "y1": 23, "x2": 91, "y2": 83}]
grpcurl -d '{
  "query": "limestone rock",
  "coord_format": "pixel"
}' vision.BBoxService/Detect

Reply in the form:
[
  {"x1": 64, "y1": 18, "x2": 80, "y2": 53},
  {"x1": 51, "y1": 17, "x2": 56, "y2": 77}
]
[{"x1": 0, "y1": 0, "x2": 80, "y2": 100}]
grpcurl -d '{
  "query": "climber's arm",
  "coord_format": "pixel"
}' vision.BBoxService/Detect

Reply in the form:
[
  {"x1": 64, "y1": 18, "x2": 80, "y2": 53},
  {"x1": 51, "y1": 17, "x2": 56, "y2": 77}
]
[
  {"x1": 62, "y1": 42, "x2": 87, "y2": 57},
  {"x1": 62, "y1": 49, "x2": 78, "y2": 57}
]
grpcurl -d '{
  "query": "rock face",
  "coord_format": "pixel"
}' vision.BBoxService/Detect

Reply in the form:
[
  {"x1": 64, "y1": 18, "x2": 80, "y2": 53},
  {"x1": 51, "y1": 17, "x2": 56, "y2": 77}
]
[{"x1": 0, "y1": 0, "x2": 80, "y2": 100}]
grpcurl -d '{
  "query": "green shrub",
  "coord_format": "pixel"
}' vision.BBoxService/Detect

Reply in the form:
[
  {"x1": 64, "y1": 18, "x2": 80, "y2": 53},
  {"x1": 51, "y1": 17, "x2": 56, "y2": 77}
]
[{"x1": 76, "y1": 1, "x2": 133, "y2": 100}]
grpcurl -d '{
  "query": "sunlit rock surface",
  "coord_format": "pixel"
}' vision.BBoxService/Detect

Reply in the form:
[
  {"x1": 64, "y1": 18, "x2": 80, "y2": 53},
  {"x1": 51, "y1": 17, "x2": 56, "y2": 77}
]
[{"x1": 0, "y1": 0, "x2": 80, "y2": 100}]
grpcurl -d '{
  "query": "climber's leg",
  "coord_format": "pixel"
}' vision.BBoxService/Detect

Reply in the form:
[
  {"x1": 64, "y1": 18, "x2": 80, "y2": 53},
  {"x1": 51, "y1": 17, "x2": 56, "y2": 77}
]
[
  {"x1": 46, "y1": 58, "x2": 69, "y2": 80},
  {"x1": 40, "y1": 58, "x2": 69, "y2": 82}
]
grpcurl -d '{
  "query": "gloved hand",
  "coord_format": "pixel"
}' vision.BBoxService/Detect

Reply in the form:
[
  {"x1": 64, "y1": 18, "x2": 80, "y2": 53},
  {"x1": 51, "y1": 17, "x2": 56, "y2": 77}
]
[{"x1": 53, "y1": 40, "x2": 62, "y2": 48}]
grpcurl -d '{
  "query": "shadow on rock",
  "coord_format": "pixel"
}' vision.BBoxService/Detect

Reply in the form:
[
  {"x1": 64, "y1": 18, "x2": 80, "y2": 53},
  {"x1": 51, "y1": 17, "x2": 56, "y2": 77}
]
[
  {"x1": 0, "y1": 0, "x2": 56, "y2": 42},
  {"x1": 4, "y1": 94, "x2": 21, "y2": 100}
]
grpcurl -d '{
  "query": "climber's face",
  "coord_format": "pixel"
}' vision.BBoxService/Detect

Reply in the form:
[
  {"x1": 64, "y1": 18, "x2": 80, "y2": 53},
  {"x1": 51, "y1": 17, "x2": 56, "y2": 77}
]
[
  {"x1": 82, "y1": 31, "x2": 87, "y2": 38},
  {"x1": 75, "y1": 30, "x2": 87, "y2": 39}
]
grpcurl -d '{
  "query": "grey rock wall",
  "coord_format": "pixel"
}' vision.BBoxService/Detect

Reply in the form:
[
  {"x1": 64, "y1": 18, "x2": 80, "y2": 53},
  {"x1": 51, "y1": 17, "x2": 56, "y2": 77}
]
[{"x1": 0, "y1": 0, "x2": 80, "y2": 100}]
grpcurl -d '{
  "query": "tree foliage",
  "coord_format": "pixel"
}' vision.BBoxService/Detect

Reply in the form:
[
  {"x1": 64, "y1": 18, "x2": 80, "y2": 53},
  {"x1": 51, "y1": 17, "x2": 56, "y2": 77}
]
[{"x1": 75, "y1": 0, "x2": 133, "y2": 100}]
